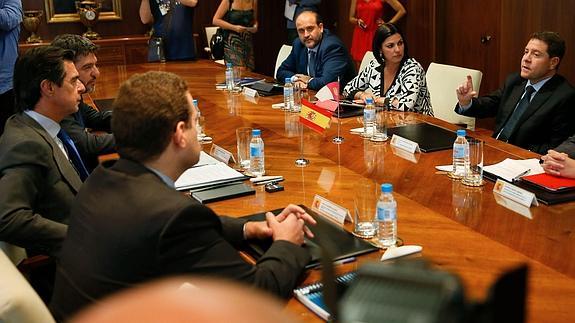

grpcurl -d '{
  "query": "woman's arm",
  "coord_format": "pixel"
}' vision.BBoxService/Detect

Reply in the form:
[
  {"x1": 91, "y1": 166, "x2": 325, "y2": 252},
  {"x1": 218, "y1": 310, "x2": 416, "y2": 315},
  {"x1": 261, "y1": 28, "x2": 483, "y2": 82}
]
[
  {"x1": 139, "y1": 0, "x2": 153, "y2": 25},
  {"x1": 343, "y1": 61, "x2": 375, "y2": 101},
  {"x1": 212, "y1": 0, "x2": 248, "y2": 33},
  {"x1": 348, "y1": 0, "x2": 358, "y2": 24},
  {"x1": 250, "y1": 0, "x2": 258, "y2": 33},
  {"x1": 384, "y1": 0, "x2": 407, "y2": 24},
  {"x1": 389, "y1": 60, "x2": 425, "y2": 112}
]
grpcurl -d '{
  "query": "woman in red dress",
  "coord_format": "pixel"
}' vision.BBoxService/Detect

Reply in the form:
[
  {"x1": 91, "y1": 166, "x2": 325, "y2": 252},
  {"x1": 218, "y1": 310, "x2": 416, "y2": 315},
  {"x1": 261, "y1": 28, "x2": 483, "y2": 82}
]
[{"x1": 349, "y1": 0, "x2": 406, "y2": 70}]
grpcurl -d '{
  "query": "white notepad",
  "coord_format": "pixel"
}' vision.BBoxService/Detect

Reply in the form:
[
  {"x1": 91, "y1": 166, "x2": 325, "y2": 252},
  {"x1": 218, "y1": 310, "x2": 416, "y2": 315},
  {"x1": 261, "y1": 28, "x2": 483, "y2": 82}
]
[{"x1": 175, "y1": 152, "x2": 246, "y2": 190}]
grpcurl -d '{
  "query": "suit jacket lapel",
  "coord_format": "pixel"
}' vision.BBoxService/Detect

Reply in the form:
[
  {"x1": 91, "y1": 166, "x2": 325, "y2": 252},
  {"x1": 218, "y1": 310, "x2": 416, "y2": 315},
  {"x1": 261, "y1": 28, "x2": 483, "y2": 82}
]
[
  {"x1": 18, "y1": 114, "x2": 83, "y2": 192},
  {"x1": 516, "y1": 75, "x2": 559, "y2": 127}
]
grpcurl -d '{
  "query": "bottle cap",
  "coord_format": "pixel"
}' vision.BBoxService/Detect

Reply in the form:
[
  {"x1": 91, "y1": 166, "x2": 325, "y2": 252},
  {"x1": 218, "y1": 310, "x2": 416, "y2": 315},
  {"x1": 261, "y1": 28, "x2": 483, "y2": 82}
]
[
  {"x1": 193, "y1": 99, "x2": 198, "y2": 106},
  {"x1": 456, "y1": 129, "x2": 466, "y2": 137},
  {"x1": 226, "y1": 63, "x2": 232, "y2": 68},
  {"x1": 381, "y1": 183, "x2": 393, "y2": 193},
  {"x1": 365, "y1": 97, "x2": 374, "y2": 104},
  {"x1": 252, "y1": 129, "x2": 261, "y2": 136},
  {"x1": 284, "y1": 77, "x2": 291, "y2": 83}
]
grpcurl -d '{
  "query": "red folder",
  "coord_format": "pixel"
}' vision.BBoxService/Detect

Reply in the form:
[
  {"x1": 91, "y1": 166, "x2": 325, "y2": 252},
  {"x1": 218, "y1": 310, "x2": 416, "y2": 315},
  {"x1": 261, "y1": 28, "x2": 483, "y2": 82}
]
[{"x1": 521, "y1": 173, "x2": 575, "y2": 193}]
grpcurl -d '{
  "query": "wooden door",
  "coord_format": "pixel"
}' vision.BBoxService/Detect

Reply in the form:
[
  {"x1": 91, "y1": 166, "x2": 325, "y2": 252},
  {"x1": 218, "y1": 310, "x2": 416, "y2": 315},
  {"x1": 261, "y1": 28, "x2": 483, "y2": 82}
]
[{"x1": 435, "y1": 0, "x2": 501, "y2": 95}]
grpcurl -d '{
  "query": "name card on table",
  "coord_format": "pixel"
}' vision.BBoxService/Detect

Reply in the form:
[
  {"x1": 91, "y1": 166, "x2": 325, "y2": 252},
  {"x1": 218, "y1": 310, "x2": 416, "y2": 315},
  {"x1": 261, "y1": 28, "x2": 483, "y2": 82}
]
[
  {"x1": 311, "y1": 194, "x2": 351, "y2": 226},
  {"x1": 493, "y1": 179, "x2": 538, "y2": 208},
  {"x1": 243, "y1": 87, "x2": 259, "y2": 98},
  {"x1": 390, "y1": 134, "x2": 420, "y2": 154},
  {"x1": 210, "y1": 144, "x2": 234, "y2": 164},
  {"x1": 493, "y1": 192, "x2": 532, "y2": 219}
]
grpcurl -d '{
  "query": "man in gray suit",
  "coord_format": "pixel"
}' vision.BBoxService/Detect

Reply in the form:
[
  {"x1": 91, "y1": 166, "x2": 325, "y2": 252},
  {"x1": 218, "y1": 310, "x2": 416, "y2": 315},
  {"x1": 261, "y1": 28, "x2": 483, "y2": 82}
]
[{"x1": 0, "y1": 46, "x2": 85, "y2": 257}]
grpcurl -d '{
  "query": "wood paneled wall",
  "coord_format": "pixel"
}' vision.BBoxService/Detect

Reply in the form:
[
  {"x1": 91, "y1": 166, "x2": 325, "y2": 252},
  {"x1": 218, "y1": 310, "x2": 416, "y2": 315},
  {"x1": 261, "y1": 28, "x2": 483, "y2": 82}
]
[
  {"x1": 20, "y1": 0, "x2": 147, "y2": 40},
  {"x1": 19, "y1": 0, "x2": 575, "y2": 94}
]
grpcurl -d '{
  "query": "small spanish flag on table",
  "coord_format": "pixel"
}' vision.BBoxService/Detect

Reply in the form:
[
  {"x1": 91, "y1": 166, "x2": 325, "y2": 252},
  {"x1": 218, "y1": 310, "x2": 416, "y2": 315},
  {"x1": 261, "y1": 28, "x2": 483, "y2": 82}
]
[{"x1": 299, "y1": 99, "x2": 332, "y2": 134}]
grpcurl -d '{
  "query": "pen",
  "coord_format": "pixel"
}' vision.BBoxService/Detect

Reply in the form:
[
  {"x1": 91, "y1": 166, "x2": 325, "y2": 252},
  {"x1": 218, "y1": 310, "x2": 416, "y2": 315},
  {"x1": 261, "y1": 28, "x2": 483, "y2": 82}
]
[
  {"x1": 314, "y1": 257, "x2": 357, "y2": 269},
  {"x1": 333, "y1": 257, "x2": 356, "y2": 266},
  {"x1": 513, "y1": 169, "x2": 531, "y2": 182},
  {"x1": 254, "y1": 178, "x2": 285, "y2": 186}
]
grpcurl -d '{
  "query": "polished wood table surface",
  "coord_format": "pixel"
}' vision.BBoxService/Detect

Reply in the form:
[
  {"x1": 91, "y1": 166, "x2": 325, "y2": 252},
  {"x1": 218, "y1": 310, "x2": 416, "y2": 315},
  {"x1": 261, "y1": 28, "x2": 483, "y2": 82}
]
[{"x1": 92, "y1": 60, "x2": 575, "y2": 323}]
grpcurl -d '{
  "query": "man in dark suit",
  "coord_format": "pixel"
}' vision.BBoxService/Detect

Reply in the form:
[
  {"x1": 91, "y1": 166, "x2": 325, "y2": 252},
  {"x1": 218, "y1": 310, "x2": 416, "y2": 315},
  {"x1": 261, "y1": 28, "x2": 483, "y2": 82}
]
[
  {"x1": 50, "y1": 71, "x2": 315, "y2": 320},
  {"x1": 277, "y1": 10, "x2": 355, "y2": 91},
  {"x1": 454, "y1": 31, "x2": 575, "y2": 154},
  {"x1": 51, "y1": 34, "x2": 115, "y2": 171},
  {"x1": 0, "y1": 46, "x2": 85, "y2": 257}
]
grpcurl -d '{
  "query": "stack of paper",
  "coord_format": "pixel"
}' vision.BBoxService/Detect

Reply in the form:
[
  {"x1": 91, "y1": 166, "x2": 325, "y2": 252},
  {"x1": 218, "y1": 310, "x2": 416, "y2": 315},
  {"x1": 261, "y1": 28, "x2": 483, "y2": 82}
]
[
  {"x1": 482, "y1": 158, "x2": 544, "y2": 182},
  {"x1": 175, "y1": 152, "x2": 246, "y2": 190}
]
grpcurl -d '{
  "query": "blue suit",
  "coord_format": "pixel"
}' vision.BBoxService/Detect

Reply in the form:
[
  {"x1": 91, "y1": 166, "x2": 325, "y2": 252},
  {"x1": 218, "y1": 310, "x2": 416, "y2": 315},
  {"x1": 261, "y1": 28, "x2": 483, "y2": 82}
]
[{"x1": 276, "y1": 29, "x2": 356, "y2": 91}]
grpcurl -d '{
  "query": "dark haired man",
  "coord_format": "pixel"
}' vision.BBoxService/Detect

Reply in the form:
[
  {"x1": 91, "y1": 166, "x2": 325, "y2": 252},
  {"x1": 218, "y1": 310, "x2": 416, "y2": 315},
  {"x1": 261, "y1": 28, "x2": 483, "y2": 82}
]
[
  {"x1": 51, "y1": 34, "x2": 115, "y2": 171},
  {"x1": 455, "y1": 31, "x2": 575, "y2": 154},
  {"x1": 277, "y1": 10, "x2": 355, "y2": 91},
  {"x1": 0, "y1": 46, "x2": 85, "y2": 256},
  {"x1": 50, "y1": 71, "x2": 315, "y2": 320}
]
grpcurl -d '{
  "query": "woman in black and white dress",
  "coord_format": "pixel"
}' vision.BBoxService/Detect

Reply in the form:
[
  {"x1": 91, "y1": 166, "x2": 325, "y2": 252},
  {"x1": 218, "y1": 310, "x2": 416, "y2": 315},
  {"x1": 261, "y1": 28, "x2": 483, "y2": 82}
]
[{"x1": 343, "y1": 23, "x2": 433, "y2": 115}]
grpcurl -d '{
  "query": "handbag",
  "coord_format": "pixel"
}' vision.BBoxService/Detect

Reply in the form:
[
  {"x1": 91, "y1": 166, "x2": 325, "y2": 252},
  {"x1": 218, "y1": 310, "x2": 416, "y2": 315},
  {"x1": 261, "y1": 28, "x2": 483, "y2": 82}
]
[
  {"x1": 210, "y1": 28, "x2": 225, "y2": 60},
  {"x1": 210, "y1": 0, "x2": 233, "y2": 60},
  {"x1": 148, "y1": 37, "x2": 166, "y2": 62}
]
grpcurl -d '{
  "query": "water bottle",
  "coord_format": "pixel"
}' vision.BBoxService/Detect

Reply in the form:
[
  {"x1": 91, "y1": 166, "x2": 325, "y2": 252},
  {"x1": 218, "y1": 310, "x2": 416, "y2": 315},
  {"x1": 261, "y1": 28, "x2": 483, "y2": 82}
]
[
  {"x1": 283, "y1": 78, "x2": 294, "y2": 112},
  {"x1": 249, "y1": 129, "x2": 265, "y2": 177},
  {"x1": 193, "y1": 99, "x2": 205, "y2": 140},
  {"x1": 225, "y1": 63, "x2": 234, "y2": 92},
  {"x1": 452, "y1": 129, "x2": 470, "y2": 178},
  {"x1": 362, "y1": 97, "x2": 375, "y2": 138},
  {"x1": 376, "y1": 183, "x2": 397, "y2": 248}
]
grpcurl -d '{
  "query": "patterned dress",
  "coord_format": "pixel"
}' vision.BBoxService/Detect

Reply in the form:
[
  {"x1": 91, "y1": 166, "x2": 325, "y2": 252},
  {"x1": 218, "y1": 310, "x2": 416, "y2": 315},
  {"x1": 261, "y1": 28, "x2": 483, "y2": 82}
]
[
  {"x1": 224, "y1": 7, "x2": 255, "y2": 70},
  {"x1": 350, "y1": 0, "x2": 384, "y2": 62},
  {"x1": 343, "y1": 57, "x2": 434, "y2": 115}
]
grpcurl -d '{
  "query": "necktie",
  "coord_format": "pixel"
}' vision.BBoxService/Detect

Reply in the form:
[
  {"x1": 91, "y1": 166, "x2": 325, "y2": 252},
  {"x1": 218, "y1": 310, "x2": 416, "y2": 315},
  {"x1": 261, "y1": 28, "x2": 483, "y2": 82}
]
[
  {"x1": 57, "y1": 129, "x2": 89, "y2": 181},
  {"x1": 498, "y1": 85, "x2": 535, "y2": 142},
  {"x1": 308, "y1": 51, "x2": 316, "y2": 77}
]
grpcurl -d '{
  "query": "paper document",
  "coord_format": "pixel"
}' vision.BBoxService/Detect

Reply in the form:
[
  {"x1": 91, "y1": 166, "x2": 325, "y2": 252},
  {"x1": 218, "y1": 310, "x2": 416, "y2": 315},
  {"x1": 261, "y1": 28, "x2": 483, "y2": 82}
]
[
  {"x1": 483, "y1": 158, "x2": 544, "y2": 182},
  {"x1": 175, "y1": 152, "x2": 246, "y2": 190},
  {"x1": 284, "y1": 0, "x2": 296, "y2": 20}
]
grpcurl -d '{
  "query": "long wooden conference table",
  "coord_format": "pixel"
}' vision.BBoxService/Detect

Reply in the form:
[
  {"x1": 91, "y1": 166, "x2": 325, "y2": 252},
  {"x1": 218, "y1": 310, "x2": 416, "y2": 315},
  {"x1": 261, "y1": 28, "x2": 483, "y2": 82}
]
[{"x1": 92, "y1": 60, "x2": 575, "y2": 322}]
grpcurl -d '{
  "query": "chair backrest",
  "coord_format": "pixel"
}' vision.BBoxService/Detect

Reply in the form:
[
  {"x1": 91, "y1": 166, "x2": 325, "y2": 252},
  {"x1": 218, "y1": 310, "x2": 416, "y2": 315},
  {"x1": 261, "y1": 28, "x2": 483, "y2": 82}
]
[
  {"x1": 359, "y1": 51, "x2": 375, "y2": 72},
  {"x1": 0, "y1": 250, "x2": 56, "y2": 323},
  {"x1": 426, "y1": 62, "x2": 482, "y2": 130},
  {"x1": 274, "y1": 44, "x2": 292, "y2": 79},
  {"x1": 204, "y1": 26, "x2": 219, "y2": 58},
  {"x1": 0, "y1": 242, "x2": 26, "y2": 266}
]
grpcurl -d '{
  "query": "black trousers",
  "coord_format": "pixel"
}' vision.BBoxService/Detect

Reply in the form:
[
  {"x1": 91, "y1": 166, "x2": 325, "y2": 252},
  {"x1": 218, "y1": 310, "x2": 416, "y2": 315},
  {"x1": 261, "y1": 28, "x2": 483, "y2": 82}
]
[{"x1": 0, "y1": 89, "x2": 15, "y2": 135}]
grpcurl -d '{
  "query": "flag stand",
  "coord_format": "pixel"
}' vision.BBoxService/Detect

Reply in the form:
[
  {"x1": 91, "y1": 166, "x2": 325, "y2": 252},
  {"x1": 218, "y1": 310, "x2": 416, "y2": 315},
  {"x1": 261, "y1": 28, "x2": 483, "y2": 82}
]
[
  {"x1": 295, "y1": 124, "x2": 309, "y2": 167},
  {"x1": 332, "y1": 78, "x2": 344, "y2": 144}
]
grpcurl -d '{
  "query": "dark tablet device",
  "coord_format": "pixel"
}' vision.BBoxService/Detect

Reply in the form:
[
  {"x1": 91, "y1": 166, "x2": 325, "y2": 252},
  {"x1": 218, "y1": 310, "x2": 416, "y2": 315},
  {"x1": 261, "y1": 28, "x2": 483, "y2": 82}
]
[
  {"x1": 387, "y1": 123, "x2": 458, "y2": 152},
  {"x1": 241, "y1": 206, "x2": 379, "y2": 269},
  {"x1": 191, "y1": 183, "x2": 255, "y2": 204}
]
